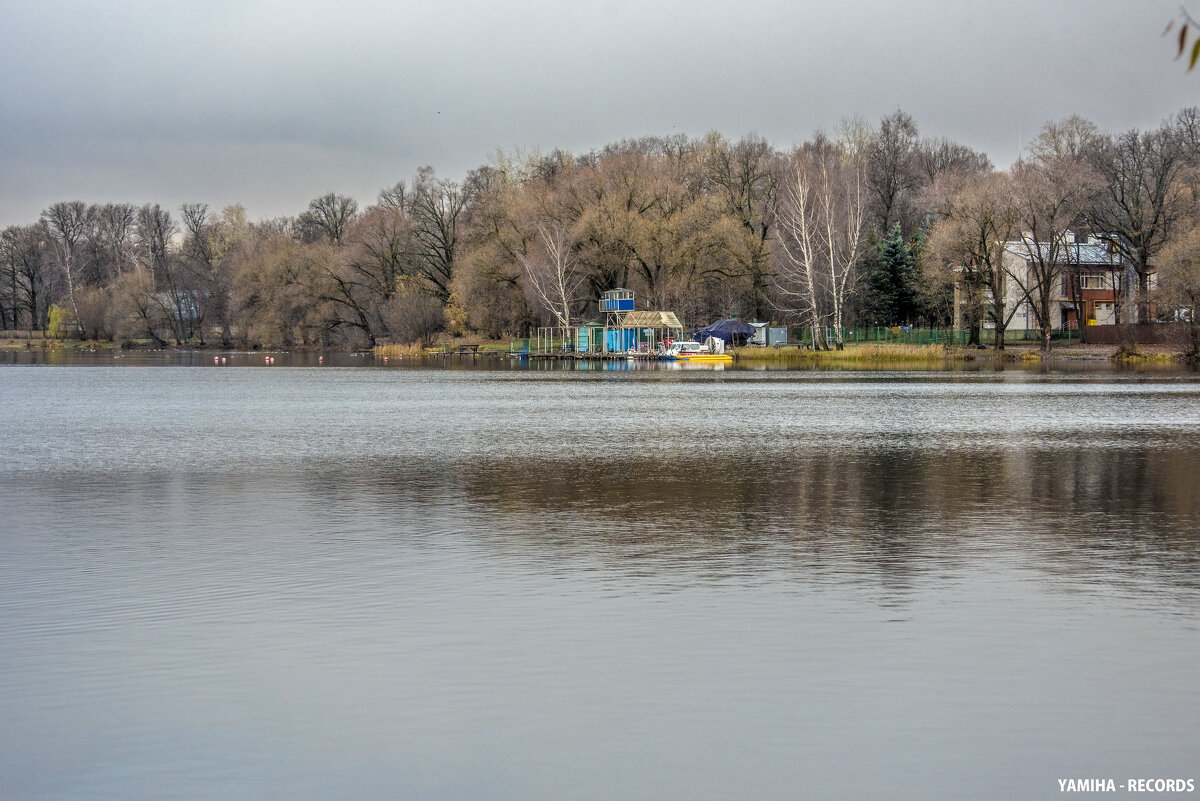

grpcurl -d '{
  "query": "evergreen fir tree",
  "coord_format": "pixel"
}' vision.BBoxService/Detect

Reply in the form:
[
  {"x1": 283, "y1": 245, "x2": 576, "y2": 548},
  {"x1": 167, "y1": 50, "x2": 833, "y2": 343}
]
[{"x1": 864, "y1": 224, "x2": 917, "y2": 325}]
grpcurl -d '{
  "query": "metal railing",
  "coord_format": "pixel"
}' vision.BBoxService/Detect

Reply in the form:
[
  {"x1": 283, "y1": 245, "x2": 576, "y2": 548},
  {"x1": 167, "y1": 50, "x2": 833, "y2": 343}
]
[{"x1": 794, "y1": 326, "x2": 1084, "y2": 347}]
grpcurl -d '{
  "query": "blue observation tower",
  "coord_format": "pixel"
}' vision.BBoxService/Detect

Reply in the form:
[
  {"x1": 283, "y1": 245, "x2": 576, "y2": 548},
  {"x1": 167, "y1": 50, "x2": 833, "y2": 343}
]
[{"x1": 599, "y1": 288, "x2": 635, "y2": 352}]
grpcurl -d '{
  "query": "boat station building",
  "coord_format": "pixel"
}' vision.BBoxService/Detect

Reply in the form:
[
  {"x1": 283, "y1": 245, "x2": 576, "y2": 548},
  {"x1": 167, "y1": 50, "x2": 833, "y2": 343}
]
[{"x1": 576, "y1": 289, "x2": 684, "y2": 353}]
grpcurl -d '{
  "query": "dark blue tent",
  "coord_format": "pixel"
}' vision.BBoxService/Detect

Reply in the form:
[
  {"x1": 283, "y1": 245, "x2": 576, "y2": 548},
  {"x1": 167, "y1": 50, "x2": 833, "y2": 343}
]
[{"x1": 695, "y1": 318, "x2": 755, "y2": 345}]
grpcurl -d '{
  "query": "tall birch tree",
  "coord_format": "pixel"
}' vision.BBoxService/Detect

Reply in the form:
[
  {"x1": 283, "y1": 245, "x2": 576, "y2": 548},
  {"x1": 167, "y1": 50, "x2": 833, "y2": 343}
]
[
  {"x1": 775, "y1": 142, "x2": 867, "y2": 349},
  {"x1": 41, "y1": 201, "x2": 95, "y2": 338},
  {"x1": 518, "y1": 219, "x2": 583, "y2": 332}
]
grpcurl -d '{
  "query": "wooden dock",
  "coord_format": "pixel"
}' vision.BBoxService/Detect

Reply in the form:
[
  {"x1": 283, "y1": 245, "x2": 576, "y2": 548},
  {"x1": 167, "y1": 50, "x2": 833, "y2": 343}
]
[
  {"x1": 421, "y1": 346, "x2": 666, "y2": 362},
  {"x1": 513, "y1": 351, "x2": 663, "y2": 362}
]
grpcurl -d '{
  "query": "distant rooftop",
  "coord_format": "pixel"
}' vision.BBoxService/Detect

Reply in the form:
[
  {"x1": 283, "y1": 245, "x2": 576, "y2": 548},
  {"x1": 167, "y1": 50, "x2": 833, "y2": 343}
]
[
  {"x1": 1005, "y1": 236, "x2": 1120, "y2": 266},
  {"x1": 620, "y1": 311, "x2": 683, "y2": 329}
]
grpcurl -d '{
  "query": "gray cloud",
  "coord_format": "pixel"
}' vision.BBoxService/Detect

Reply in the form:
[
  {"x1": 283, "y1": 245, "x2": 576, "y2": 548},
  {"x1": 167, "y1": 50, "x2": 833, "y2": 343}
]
[{"x1": 0, "y1": 0, "x2": 1190, "y2": 225}]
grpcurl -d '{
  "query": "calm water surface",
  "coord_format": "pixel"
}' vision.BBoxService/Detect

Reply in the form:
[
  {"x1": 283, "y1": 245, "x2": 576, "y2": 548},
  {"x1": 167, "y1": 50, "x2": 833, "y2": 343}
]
[{"x1": 2, "y1": 360, "x2": 1199, "y2": 800}]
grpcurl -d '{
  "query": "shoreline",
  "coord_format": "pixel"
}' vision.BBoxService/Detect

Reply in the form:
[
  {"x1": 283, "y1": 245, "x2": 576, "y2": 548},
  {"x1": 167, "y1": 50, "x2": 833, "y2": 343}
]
[
  {"x1": 3, "y1": 336, "x2": 1194, "y2": 369},
  {"x1": 729, "y1": 343, "x2": 1187, "y2": 366}
]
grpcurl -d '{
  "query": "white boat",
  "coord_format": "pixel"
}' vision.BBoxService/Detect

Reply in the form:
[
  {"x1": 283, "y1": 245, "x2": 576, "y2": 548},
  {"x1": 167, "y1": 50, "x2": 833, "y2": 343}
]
[{"x1": 661, "y1": 340, "x2": 732, "y2": 363}]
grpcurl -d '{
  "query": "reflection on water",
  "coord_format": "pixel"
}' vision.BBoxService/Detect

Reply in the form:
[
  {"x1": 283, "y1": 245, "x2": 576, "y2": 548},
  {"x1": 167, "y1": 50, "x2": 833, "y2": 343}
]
[
  {"x1": 1, "y1": 365, "x2": 1199, "y2": 800},
  {"x1": 4, "y1": 347, "x2": 1199, "y2": 374}
]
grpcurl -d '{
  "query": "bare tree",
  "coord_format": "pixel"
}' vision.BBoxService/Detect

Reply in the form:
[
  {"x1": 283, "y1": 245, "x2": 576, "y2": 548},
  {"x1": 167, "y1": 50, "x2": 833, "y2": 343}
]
[
  {"x1": 570, "y1": 145, "x2": 726, "y2": 315},
  {"x1": 928, "y1": 172, "x2": 1020, "y2": 348},
  {"x1": 408, "y1": 167, "x2": 467, "y2": 303},
  {"x1": 821, "y1": 144, "x2": 868, "y2": 349},
  {"x1": 1026, "y1": 115, "x2": 1101, "y2": 162},
  {"x1": 181, "y1": 203, "x2": 245, "y2": 345},
  {"x1": 377, "y1": 181, "x2": 409, "y2": 211},
  {"x1": 41, "y1": 201, "x2": 97, "y2": 338},
  {"x1": 518, "y1": 219, "x2": 584, "y2": 332},
  {"x1": 94, "y1": 203, "x2": 137, "y2": 281},
  {"x1": 867, "y1": 110, "x2": 921, "y2": 233},
  {"x1": 776, "y1": 155, "x2": 825, "y2": 348},
  {"x1": 1, "y1": 225, "x2": 51, "y2": 331},
  {"x1": 317, "y1": 203, "x2": 418, "y2": 346},
  {"x1": 1008, "y1": 156, "x2": 1098, "y2": 351},
  {"x1": 1158, "y1": 225, "x2": 1200, "y2": 359},
  {"x1": 381, "y1": 276, "x2": 444, "y2": 345},
  {"x1": 297, "y1": 193, "x2": 359, "y2": 245},
  {"x1": 136, "y1": 204, "x2": 190, "y2": 344},
  {"x1": 774, "y1": 142, "x2": 867, "y2": 349},
  {"x1": 915, "y1": 137, "x2": 992, "y2": 185},
  {"x1": 1088, "y1": 124, "x2": 1194, "y2": 322},
  {"x1": 450, "y1": 164, "x2": 538, "y2": 338},
  {"x1": 1172, "y1": 106, "x2": 1200, "y2": 163},
  {"x1": 703, "y1": 132, "x2": 780, "y2": 319},
  {"x1": 110, "y1": 267, "x2": 168, "y2": 345},
  {"x1": 0, "y1": 228, "x2": 14, "y2": 329},
  {"x1": 231, "y1": 231, "x2": 336, "y2": 347}
]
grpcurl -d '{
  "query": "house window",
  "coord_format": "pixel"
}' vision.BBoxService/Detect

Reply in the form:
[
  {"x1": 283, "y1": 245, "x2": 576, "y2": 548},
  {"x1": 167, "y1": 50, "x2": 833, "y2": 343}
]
[{"x1": 1081, "y1": 274, "x2": 1108, "y2": 290}]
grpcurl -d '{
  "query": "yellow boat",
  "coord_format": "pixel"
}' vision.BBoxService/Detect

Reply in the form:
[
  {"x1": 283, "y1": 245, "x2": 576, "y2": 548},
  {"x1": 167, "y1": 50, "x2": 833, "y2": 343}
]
[{"x1": 677, "y1": 352, "x2": 733, "y2": 363}]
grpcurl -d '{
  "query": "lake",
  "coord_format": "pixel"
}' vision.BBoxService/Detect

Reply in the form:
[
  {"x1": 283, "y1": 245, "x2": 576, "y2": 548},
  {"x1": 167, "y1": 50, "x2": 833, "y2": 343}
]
[{"x1": 2, "y1": 357, "x2": 1198, "y2": 800}]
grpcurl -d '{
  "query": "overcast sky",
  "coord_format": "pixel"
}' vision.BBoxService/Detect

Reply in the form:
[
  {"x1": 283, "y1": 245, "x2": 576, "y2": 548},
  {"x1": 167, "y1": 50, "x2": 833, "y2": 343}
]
[{"x1": 0, "y1": 0, "x2": 1193, "y2": 226}]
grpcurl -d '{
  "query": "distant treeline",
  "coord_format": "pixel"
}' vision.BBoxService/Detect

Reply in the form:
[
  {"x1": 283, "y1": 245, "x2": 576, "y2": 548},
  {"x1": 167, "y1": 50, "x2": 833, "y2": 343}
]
[{"x1": 4, "y1": 107, "x2": 1200, "y2": 353}]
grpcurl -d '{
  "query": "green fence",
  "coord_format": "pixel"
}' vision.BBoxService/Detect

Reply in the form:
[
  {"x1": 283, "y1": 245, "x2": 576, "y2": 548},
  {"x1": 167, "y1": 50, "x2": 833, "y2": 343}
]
[
  {"x1": 511, "y1": 336, "x2": 573, "y2": 353},
  {"x1": 795, "y1": 326, "x2": 1085, "y2": 347},
  {"x1": 514, "y1": 327, "x2": 1089, "y2": 352}
]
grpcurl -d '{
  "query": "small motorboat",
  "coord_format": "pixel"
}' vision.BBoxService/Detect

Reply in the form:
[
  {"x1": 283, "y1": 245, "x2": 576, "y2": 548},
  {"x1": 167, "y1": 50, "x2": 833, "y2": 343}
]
[{"x1": 661, "y1": 339, "x2": 733, "y2": 363}]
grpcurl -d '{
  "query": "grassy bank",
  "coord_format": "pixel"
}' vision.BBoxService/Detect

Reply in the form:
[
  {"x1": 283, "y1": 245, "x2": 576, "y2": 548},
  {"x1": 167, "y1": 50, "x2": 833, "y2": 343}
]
[
  {"x1": 731, "y1": 343, "x2": 985, "y2": 364},
  {"x1": 2, "y1": 336, "x2": 116, "y2": 351},
  {"x1": 1109, "y1": 348, "x2": 1183, "y2": 364},
  {"x1": 374, "y1": 342, "x2": 427, "y2": 358},
  {"x1": 733, "y1": 342, "x2": 1200, "y2": 368}
]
